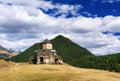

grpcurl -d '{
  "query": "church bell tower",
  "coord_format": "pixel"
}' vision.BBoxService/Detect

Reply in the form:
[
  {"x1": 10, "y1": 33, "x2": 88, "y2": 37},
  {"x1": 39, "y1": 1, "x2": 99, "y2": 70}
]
[{"x1": 41, "y1": 39, "x2": 52, "y2": 50}]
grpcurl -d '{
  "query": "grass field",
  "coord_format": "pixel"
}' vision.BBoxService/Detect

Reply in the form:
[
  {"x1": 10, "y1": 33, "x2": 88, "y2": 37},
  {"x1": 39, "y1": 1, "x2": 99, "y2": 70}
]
[
  {"x1": 0, "y1": 60, "x2": 15, "y2": 70},
  {"x1": 0, "y1": 60, "x2": 120, "y2": 81}
]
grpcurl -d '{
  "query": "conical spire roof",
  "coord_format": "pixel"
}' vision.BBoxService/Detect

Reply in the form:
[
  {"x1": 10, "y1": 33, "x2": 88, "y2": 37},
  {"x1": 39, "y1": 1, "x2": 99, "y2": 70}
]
[{"x1": 42, "y1": 39, "x2": 51, "y2": 44}]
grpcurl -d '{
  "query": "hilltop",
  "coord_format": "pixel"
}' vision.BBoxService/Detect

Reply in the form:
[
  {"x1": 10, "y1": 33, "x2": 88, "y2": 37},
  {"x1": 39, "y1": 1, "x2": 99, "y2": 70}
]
[{"x1": 10, "y1": 35, "x2": 94, "y2": 62}]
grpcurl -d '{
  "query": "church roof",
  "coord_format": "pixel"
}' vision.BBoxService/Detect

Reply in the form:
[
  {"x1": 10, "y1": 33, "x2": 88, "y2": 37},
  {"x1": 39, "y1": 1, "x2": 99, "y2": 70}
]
[{"x1": 42, "y1": 39, "x2": 51, "y2": 44}]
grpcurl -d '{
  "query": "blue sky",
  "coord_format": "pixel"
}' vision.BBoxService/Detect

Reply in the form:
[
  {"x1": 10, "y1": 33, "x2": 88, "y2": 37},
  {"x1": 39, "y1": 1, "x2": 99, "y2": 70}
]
[
  {"x1": 46, "y1": 0, "x2": 120, "y2": 17},
  {"x1": 0, "y1": 0, "x2": 120, "y2": 55}
]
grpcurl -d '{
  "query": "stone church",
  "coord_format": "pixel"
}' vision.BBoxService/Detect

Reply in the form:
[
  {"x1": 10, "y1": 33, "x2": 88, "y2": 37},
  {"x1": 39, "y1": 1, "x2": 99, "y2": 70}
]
[{"x1": 29, "y1": 39, "x2": 63, "y2": 64}]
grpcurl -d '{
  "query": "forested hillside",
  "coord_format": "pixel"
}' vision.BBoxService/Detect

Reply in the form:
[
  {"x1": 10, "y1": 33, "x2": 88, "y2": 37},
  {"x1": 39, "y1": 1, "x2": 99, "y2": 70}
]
[
  {"x1": 10, "y1": 35, "x2": 120, "y2": 72},
  {"x1": 70, "y1": 53, "x2": 120, "y2": 72},
  {"x1": 10, "y1": 35, "x2": 94, "y2": 62},
  {"x1": 51, "y1": 35, "x2": 94, "y2": 62}
]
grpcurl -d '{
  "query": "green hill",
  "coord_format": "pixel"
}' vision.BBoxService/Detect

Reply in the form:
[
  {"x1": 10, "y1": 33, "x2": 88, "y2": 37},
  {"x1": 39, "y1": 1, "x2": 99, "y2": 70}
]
[
  {"x1": 51, "y1": 35, "x2": 94, "y2": 63},
  {"x1": 10, "y1": 35, "x2": 120, "y2": 72},
  {"x1": 10, "y1": 35, "x2": 94, "y2": 62},
  {"x1": 70, "y1": 53, "x2": 120, "y2": 72},
  {"x1": 0, "y1": 57, "x2": 4, "y2": 59}
]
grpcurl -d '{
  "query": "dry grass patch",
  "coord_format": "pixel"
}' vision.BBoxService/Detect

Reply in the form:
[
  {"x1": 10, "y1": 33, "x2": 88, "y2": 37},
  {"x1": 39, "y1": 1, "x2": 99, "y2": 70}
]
[
  {"x1": 0, "y1": 60, "x2": 15, "y2": 70},
  {"x1": 0, "y1": 63, "x2": 120, "y2": 81}
]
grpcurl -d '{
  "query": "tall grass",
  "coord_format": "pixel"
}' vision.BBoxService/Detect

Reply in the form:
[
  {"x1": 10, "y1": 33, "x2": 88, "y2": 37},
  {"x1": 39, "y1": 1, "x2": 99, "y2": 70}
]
[{"x1": 0, "y1": 63, "x2": 120, "y2": 81}]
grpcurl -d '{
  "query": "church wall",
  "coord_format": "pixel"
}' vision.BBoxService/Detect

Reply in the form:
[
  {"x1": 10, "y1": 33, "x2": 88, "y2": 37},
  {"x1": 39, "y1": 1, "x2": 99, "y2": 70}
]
[
  {"x1": 29, "y1": 39, "x2": 63, "y2": 64},
  {"x1": 44, "y1": 59, "x2": 50, "y2": 64},
  {"x1": 37, "y1": 57, "x2": 40, "y2": 64},
  {"x1": 58, "y1": 60, "x2": 63, "y2": 64},
  {"x1": 42, "y1": 43, "x2": 52, "y2": 49}
]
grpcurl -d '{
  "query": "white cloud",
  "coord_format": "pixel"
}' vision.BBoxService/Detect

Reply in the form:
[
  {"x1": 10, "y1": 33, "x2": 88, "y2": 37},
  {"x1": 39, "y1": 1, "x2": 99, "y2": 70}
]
[
  {"x1": 101, "y1": 16, "x2": 120, "y2": 32},
  {"x1": 101, "y1": 0, "x2": 120, "y2": 3},
  {"x1": 92, "y1": 0, "x2": 120, "y2": 4},
  {"x1": 57, "y1": 4, "x2": 82, "y2": 16},
  {"x1": 0, "y1": 0, "x2": 82, "y2": 17},
  {"x1": 0, "y1": 0, "x2": 120, "y2": 55}
]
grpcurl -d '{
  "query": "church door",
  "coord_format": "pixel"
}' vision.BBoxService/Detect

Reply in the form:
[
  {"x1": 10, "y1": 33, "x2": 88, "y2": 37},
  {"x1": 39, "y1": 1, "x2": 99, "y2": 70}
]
[
  {"x1": 55, "y1": 58, "x2": 58, "y2": 64},
  {"x1": 40, "y1": 57, "x2": 44, "y2": 64}
]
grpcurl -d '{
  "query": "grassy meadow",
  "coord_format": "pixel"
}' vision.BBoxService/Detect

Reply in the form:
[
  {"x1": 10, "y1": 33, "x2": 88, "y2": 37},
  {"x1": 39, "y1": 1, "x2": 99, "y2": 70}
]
[{"x1": 0, "y1": 60, "x2": 120, "y2": 81}]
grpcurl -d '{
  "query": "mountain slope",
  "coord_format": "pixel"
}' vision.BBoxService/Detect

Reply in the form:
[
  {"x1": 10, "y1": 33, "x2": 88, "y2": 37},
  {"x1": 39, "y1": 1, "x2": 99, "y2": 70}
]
[
  {"x1": 0, "y1": 57, "x2": 4, "y2": 60},
  {"x1": 0, "y1": 45, "x2": 7, "y2": 50},
  {"x1": 70, "y1": 53, "x2": 120, "y2": 72},
  {"x1": 51, "y1": 35, "x2": 94, "y2": 63},
  {"x1": 10, "y1": 43, "x2": 41, "y2": 62},
  {"x1": 10, "y1": 35, "x2": 94, "y2": 62},
  {"x1": 0, "y1": 45, "x2": 17, "y2": 58}
]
